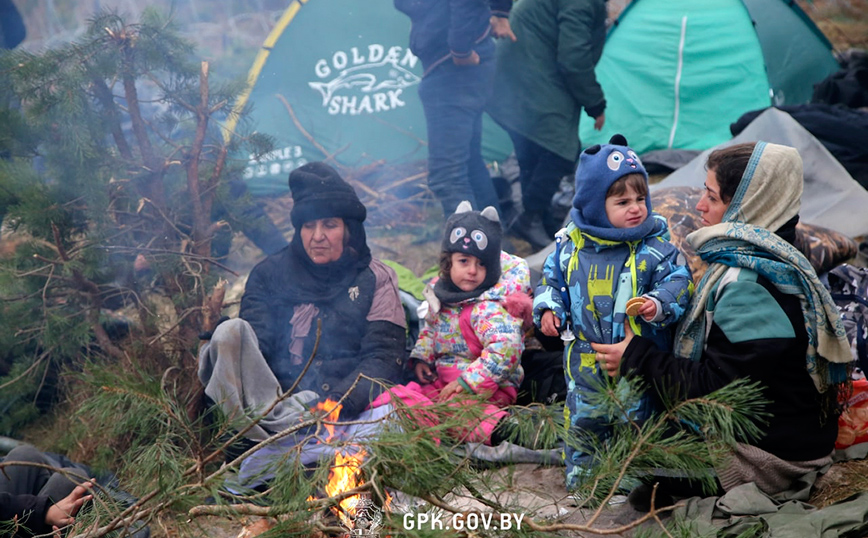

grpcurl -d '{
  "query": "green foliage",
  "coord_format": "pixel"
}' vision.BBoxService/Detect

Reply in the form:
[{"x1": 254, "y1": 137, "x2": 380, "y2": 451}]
[
  {"x1": 0, "y1": 7, "x2": 274, "y2": 436},
  {"x1": 41, "y1": 347, "x2": 773, "y2": 538},
  {"x1": 370, "y1": 422, "x2": 472, "y2": 499},
  {"x1": 567, "y1": 375, "x2": 770, "y2": 508},
  {"x1": 497, "y1": 402, "x2": 565, "y2": 451}
]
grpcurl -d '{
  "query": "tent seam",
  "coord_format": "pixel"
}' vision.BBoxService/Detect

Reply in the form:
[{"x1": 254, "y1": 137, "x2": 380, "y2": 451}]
[{"x1": 668, "y1": 15, "x2": 687, "y2": 150}]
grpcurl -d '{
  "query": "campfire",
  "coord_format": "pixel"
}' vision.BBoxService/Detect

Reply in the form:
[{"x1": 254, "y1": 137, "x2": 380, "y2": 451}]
[{"x1": 307, "y1": 400, "x2": 391, "y2": 536}]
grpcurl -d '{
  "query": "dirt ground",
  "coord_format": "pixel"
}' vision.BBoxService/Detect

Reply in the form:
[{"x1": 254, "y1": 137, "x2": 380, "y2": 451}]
[
  {"x1": 170, "y1": 464, "x2": 659, "y2": 538},
  {"x1": 805, "y1": 0, "x2": 868, "y2": 51}
]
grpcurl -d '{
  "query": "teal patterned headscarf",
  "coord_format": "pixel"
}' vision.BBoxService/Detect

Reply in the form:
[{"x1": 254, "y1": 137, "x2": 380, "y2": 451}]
[{"x1": 674, "y1": 142, "x2": 852, "y2": 393}]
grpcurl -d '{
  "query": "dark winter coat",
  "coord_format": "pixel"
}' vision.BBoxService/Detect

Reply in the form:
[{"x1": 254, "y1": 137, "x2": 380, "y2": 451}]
[
  {"x1": 394, "y1": 0, "x2": 512, "y2": 73},
  {"x1": 488, "y1": 0, "x2": 607, "y2": 161},
  {"x1": 622, "y1": 266, "x2": 838, "y2": 462},
  {"x1": 240, "y1": 248, "x2": 406, "y2": 418}
]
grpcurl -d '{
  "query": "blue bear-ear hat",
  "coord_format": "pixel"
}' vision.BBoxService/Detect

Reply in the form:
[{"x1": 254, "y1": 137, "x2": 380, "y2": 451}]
[{"x1": 570, "y1": 134, "x2": 655, "y2": 241}]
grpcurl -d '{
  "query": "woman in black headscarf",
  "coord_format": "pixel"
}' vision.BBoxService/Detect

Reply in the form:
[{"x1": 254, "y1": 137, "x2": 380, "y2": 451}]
[{"x1": 198, "y1": 162, "x2": 406, "y2": 441}]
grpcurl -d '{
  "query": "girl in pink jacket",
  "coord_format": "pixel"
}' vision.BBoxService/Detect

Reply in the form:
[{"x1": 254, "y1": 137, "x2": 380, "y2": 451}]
[{"x1": 372, "y1": 201, "x2": 531, "y2": 444}]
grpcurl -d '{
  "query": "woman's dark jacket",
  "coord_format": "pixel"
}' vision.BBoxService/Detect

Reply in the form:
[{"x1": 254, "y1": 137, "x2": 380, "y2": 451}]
[
  {"x1": 622, "y1": 270, "x2": 837, "y2": 463},
  {"x1": 240, "y1": 247, "x2": 406, "y2": 418}
]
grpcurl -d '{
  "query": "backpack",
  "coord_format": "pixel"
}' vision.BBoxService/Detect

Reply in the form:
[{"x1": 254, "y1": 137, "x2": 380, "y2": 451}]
[{"x1": 823, "y1": 264, "x2": 868, "y2": 372}]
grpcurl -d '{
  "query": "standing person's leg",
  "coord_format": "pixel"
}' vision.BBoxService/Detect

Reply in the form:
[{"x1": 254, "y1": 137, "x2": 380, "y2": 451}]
[
  {"x1": 529, "y1": 147, "x2": 575, "y2": 237},
  {"x1": 419, "y1": 60, "x2": 498, "y2": 216},
  {"x1": 506, "y1": 131, "x2": 573, "y2": 249},
  {"x1": 506, "y1": 131, "x2": 548, "y2": 249},
  {"x1": 0, "y1": 445, "x2": 53, "y2": 496},
  {"x1": 522, "y1": 149, "x2": 574, "y2": 220},
  {"x1": 466, "y1": 56, "x2": 500, "y2": 213},
  {"x1": 507, "y1": 130, "x2": 540, "y2": 217},
  {"x1": 467, "y1": 109, "x2": 500, "y2": 213},
  {"x1": 419, "y1": 65, "x2": 477, "y2": 216}
]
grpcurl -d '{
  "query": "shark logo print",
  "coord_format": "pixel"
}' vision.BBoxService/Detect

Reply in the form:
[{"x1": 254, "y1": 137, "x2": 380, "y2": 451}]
[{"x1": 309, "y1": 44, "x2": 420, "y2": 116}]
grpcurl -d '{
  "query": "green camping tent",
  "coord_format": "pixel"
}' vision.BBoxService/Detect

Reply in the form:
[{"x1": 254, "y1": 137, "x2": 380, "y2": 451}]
[
  {"x1": 579, "y1": 0, "x2": 840, "y2": 155},
  {"x1": 228, "y1": 0, "x2": 512, "y2": 196}
]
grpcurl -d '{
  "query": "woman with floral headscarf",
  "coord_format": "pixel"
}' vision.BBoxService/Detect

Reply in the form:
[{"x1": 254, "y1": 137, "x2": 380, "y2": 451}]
[{"x1": 593, "y1": 142, "x2": 853, "y2": 508}]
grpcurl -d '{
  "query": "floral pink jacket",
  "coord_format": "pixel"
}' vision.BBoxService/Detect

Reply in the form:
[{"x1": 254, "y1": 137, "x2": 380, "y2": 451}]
[{"x1": 411, "y1": 251, "x2": 531, "y2": 393}]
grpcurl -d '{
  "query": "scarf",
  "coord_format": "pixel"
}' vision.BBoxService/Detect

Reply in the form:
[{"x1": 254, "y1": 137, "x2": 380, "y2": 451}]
[
  {"x1": 569, "y1": 204, "x2": 657, "y2": 243},
  {"x1": 432, "y1": 275, "x2": 488, "y2": 305},
  {"x1": 674, "y1": 142, "x2": 852, "y2": 393}
]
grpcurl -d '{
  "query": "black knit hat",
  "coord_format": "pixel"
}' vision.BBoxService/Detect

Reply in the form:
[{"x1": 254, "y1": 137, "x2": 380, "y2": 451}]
[{"x1": 289, "y1": 162, "x2": 366, "y2": 228}]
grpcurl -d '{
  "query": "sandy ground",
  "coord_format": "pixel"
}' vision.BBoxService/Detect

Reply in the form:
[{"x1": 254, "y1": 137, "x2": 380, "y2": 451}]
[{"x1": 177, "y1": 462, "x2": 661, "y2": 538}]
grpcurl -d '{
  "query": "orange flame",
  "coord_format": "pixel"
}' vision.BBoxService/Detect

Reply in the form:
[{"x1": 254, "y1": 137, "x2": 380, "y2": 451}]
[
  {"x1": 307, "y1": 400, "x2": 394, "y2": 530},
  {"x1": 310, "y1": 398, "x2": 343, "y2": 441},
  {"x1": 326, "y1": 449, "x2": 366, "y2": 527}
]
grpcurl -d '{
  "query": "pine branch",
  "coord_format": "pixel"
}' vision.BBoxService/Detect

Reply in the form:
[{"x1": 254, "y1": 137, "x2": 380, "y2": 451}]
[
  {"x1": 90, "y1": 76, "x2": 133, "y2": 160},
  {"x1": 185, "y1": 61, "x2": 212, "y2": 259},
  {"x1": 0, "y1": 349, "x2": 52, "y2": 390},
  {"x1": 46, "y1": 222, "x2": 126, "y2": 361}
]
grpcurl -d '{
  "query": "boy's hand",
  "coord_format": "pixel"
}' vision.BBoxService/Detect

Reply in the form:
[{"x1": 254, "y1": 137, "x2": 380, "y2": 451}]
[
  {"x1": 415, "y1": 362, "x2": 437, "y2": 384},
  {"x1": 540, "y1": 310, "x2": 560, "y2": 337},
  {"x1": 438, "y1": 380, "x2": 465, "y2": 401},
  {"x1": 638, "y1": 300, "x2": 658, "y2": 321},
  {"x1": 490, "y1": 16, "x2": 517, "y2": 41},
  {"x1": 46, "y1": 481, "x2": 94, "y2": 528}
]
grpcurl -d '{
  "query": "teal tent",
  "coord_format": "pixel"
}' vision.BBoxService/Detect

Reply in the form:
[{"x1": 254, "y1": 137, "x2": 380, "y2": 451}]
[
  {"x1": 579, "y1": 0, "x2": 840, "y2": 155},
  {"x1": 229, "y1": 0, "x2": 511, "y2": 196}
]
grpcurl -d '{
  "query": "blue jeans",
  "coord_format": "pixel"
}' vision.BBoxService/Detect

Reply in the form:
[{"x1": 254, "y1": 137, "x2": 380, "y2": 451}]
[{"x1": 418, "y1": 42, "x2": 500, "y2": 217}]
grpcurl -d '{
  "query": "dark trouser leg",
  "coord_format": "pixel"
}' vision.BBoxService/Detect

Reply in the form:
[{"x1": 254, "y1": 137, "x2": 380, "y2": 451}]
[
  {"x1": 467, "y1": 97, "x2": 500, "y2": 212},
  {"x1": 505, "y1": 131, "x2": 573, "y2": 249},
  {"x1": 419, "y1": 53, "x2": 498, "y2": 217},
  {"x1": 507, "y1": 130, "x2": 541, "y2": 218},
  {"x1": 0, "y1": 445, "x2": 52, "y2": 496},
  {"x1": 40, "y1": 468, "x2": 81, "y2": 503},
  {"x1": 515, "y1": 135, "x2": 576, "y2": 220}
]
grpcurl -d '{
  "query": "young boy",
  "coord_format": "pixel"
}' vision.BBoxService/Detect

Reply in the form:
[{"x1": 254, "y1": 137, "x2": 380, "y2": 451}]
[{"x1": 532, "y1": 134, "x2": 693, "y2": 490}]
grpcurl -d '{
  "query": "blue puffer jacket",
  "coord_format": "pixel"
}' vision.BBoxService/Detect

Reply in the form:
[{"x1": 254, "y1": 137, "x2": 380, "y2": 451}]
[
  {"x1": 394, "y1": 0, "x2": 511, "y2": 72},
  {"x1": 533, "y1": 214, "x2": 694, "y2": 376}
]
